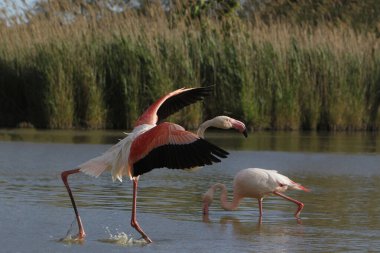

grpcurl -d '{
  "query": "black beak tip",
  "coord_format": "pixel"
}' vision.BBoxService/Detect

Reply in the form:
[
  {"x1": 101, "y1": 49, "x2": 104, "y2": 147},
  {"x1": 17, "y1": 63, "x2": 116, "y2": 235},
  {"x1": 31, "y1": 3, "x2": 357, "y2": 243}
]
[{"x1": 243, "y1": 129, "x2": 248, "y2": 138}]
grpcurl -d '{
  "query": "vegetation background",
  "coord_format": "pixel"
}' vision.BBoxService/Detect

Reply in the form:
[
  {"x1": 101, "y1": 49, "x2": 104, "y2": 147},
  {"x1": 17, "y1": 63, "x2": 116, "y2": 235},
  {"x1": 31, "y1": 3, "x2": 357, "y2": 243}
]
[{"x1": 0, "y1": 0, "x2": 379, "y2": 131}]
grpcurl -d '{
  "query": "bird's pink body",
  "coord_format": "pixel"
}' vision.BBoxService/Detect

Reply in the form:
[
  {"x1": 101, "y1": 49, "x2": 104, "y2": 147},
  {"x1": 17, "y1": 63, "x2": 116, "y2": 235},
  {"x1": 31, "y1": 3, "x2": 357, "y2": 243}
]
[{"x1": 203, "y1": 168, "x2": 309, "y2": 220}]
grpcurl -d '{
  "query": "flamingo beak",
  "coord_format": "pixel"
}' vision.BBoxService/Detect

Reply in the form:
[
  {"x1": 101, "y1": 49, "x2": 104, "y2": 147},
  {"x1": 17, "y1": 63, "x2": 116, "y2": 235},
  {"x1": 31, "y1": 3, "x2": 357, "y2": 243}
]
[
  {"x1": 242, "y1": 129, "x2": 248, "y2": 138},
  {"x1": 231, "y1": 119, "x2": 248, "y2": 138},
  {"x1": 202, "y1": 202, "x2": 209, "y2": 215}
]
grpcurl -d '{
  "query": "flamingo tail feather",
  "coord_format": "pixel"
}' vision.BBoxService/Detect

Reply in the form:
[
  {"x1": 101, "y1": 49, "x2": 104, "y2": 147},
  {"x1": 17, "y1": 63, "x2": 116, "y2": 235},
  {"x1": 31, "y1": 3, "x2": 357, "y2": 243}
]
[{"x1": 79, "y1": 158, "x2": 110, "y2": 178}]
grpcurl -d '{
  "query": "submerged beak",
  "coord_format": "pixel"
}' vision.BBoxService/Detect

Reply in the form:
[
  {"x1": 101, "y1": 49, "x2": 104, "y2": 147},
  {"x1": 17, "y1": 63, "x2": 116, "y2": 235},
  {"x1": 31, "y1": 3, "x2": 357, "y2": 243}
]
[{"x1": 202, "y1": 202, "x2": 209, "y2": 215}]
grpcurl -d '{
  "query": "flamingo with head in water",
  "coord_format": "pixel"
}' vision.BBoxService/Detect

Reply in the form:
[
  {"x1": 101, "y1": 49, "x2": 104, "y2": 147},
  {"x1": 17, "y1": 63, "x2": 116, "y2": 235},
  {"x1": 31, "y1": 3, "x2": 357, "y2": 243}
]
[
  {"x1": 202, "y1": 168, "x2": 309, "y2": 221},
  {"x1": 61, "y1": 86, "x2": 247, "y2": 243}
]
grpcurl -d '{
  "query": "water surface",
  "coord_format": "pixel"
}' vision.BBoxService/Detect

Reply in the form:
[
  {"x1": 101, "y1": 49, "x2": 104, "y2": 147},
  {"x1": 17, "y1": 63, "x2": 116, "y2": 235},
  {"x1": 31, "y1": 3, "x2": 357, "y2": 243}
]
[{"x1": 0, "y1": 130, "x2": 379, "y2": 252}]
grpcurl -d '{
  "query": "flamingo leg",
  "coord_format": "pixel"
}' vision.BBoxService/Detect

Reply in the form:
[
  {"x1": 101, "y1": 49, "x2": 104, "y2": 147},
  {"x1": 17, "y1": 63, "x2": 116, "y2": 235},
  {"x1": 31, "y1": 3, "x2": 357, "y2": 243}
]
[
  {"x1": 61, "y1": 168, "x2": 86, "y2": 239},
  {"x1": 257, "y1": 198, "x2": 263, "y2": 224},
  {"x1": 258, "y1": 198, "x2": 264, "y2": 217},
  {"x1": 273, "y1": 191, "x2": 304, "y2": 218},
  {"x1": 130, "y1": 178, "x2": 152, "y2": 243}
]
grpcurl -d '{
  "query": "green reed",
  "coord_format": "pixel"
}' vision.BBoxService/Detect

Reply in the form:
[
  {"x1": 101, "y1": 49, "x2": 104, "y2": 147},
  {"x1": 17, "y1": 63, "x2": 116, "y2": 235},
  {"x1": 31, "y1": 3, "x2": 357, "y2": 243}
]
[{"x1": 0, "y1": 3, "x2": 379, "y2": 130}]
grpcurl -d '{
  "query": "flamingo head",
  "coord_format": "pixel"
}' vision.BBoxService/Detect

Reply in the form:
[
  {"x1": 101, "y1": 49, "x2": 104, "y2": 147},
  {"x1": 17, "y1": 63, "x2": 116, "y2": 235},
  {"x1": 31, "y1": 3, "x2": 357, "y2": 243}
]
[
  {"x1": 202, "y1": 188, "x2": 214, "y2": 215},
  {"x1": 212, "y1": 116, "x2": 248, "y2": 138}
]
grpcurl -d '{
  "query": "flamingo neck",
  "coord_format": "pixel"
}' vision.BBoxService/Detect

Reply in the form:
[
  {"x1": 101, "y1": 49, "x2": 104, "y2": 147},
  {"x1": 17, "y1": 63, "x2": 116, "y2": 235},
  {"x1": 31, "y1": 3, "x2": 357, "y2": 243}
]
[
  {"x1": 197, "y1": 119, "x2": 213, "y2": 138},
  {"x1": 212, "y1": 183, "x2": 240, "y2": 211}
]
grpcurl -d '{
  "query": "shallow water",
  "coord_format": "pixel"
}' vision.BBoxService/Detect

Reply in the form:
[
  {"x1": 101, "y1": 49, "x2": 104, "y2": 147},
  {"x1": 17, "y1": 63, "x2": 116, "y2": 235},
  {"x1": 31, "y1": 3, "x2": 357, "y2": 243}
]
[{"x1": 0, "y1": 131, "x2": 380, "y2": 252}]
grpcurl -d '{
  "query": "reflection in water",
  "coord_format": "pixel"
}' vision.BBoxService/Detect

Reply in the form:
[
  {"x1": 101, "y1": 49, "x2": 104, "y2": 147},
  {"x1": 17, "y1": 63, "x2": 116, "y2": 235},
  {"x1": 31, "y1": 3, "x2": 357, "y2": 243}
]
[
  {"x1": 217, "y1": 216, "x2": 304, "y2": 237},
  {"x1": 202, "y1": 214, "x2": 309, "y2": 252}
]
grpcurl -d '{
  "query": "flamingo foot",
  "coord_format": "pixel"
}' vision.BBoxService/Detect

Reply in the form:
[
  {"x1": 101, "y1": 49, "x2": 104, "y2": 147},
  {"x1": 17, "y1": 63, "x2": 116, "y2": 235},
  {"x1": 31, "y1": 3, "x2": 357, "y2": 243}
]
[
  {"x1": 140, "y1": 236, "x2": 152, "y2": 244},
  {"x1": 59, "y1": 232, "x2": 86, "y2": 244},
  {"x1": 294, "y1": 203, "x2": 304, "y2": 219},
  {"x1": 131, "y1": 220, "x2": 152, "y2": 243},
  {"x1": 77, "y1": 230, "x2": 86, "y2": 240},
  {"x1": 74, "y1": 216, "x2": 86, "y2": 240},
  {"x1": 60, "y1": 219, "x2": 86, "y2": 243}
]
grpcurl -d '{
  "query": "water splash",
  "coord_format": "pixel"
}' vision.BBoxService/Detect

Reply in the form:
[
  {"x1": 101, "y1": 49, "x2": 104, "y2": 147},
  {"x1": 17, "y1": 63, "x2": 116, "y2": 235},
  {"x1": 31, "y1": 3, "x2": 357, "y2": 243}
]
[
  {"x1": 97, "y1": 227, "x2": 148, "y2": 246},
  {"x1": 58, "y1": 234, "x2": 85, "y2": 244}
]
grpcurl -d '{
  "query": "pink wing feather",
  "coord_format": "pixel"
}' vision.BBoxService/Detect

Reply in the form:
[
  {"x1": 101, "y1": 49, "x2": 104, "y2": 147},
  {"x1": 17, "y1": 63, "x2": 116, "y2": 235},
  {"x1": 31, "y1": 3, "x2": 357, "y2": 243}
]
[
  {"x1": 134, "y1": 86, "x2": 213, "y2": 127},
  {"x1": 128, "y1": 122, "x2": 228, "y2": 178}
]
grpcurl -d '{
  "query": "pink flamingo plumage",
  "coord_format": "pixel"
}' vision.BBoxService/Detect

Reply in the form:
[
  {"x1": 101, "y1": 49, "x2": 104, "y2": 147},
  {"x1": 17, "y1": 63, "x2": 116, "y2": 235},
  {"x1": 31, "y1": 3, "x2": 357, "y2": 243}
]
[
  {"x1": 61, "y1": 86, "x2": 247, "y2": 243},
  {"x1": 202, "y1": 168, "x2": 310, "y2": 221}
]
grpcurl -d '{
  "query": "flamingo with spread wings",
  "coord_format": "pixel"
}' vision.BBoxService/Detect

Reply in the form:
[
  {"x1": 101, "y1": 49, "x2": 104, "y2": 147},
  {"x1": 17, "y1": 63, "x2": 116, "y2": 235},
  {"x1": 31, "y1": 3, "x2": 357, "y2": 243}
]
[{"x1": 61, "y1": 86, "x2": 247, "y2": 243}]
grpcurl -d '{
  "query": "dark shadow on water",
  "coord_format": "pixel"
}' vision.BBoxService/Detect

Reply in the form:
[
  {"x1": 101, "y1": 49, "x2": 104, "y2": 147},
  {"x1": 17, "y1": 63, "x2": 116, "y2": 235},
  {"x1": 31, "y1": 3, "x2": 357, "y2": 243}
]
[{"x1": 0, "y1": 129, "x2": 123, "y2": 145}]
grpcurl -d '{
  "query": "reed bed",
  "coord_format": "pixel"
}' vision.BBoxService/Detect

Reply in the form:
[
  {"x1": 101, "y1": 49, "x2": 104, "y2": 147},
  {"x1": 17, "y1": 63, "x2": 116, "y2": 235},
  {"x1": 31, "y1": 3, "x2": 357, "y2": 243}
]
[{"x1": 0, "y1": 1, "x2": 379, "y2": 130}]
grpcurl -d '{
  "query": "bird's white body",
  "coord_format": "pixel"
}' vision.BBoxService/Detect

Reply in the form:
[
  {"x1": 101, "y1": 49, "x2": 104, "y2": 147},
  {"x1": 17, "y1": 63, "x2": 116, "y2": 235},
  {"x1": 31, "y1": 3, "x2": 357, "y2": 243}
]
[
  {"x1": 233, "y1": 168, "x2": 305, "y2": 199},
  {"x1": 79, "y1": 124, "x2": 154, "y2": 182},
  {"x1": 202, "y1": 168, "x2": 309, "y2": 219}
]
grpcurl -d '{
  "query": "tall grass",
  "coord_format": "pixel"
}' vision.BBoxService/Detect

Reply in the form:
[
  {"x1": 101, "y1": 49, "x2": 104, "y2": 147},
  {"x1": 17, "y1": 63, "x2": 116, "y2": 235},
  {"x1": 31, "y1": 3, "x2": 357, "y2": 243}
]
[{"x1": 0, "y1": 2, "x2": 379, "y2": 130}]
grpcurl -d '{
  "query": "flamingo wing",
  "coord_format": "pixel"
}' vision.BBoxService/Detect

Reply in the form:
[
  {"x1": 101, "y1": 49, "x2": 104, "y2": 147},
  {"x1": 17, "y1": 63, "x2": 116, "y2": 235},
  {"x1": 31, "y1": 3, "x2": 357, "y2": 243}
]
[
  {"x1": 128, "y1": 122, "x2": 228, "y2": 178},
  {"x1": 156, "y1": 86, "x2": 213, "y2": 123},
  {"x1": 262, "y1": 169, "x2": 310, "y2": 192},
  {"x1": 135, "y1": 86, "x2": 213, "y2": 126}
]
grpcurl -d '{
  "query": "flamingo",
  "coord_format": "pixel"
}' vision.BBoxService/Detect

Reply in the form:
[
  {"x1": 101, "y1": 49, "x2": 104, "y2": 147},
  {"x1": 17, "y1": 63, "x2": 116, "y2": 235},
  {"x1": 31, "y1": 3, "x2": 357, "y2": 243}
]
[
  {"x1": 202, "y1": 168, "x2": 310, "y2": 221},
  {"x1": 61, "y1": 86, "x2": 248, "y2": 243}
]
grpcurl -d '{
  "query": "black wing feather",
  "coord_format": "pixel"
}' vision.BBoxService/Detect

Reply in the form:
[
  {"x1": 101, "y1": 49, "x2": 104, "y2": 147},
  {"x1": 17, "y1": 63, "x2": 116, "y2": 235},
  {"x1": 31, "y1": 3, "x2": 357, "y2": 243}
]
[
  {"x1": 156, "y1": 86, "x2": 213, "y2": 123},
  {"x1": 132, "y1": 138, "x2": 229, "y2": 177}
]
